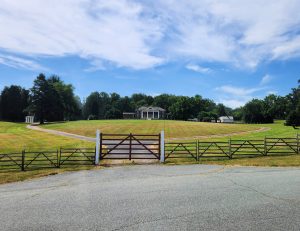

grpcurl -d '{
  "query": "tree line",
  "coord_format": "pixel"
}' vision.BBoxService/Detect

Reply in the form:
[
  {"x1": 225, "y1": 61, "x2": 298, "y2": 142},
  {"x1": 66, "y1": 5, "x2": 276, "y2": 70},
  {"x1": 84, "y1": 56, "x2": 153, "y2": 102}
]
[{"x1": 0, "y1": 73, "x2": 299, "y2": 127}]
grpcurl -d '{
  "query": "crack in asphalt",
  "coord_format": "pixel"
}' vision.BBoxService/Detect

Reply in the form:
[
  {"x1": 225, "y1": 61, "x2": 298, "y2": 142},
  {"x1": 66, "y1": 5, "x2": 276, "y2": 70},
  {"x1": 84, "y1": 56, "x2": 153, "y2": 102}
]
[
  {"x1": 215, "y1": 175, "x2": 300, "y2": 205},
  {"x1": 110, "y1": 209, "x2": 292, "y2": 231}
]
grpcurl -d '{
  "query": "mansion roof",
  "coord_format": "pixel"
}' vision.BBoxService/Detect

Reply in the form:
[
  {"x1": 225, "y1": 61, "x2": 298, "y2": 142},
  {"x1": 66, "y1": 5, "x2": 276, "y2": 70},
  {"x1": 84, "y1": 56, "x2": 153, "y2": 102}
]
[{"x1": 137, "y1": 106, "x2": 165, "y2": 112}]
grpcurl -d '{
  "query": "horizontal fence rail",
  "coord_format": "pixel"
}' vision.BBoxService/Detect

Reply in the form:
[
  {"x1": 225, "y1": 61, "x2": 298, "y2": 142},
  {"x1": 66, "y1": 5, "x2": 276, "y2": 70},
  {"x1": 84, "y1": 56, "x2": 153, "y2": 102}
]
[
  {"x1": 165, "y1": 142, "x2": 197, "y2": 160},
  {"x1": 24, "y1": 151, "x2": 59, "y2": 169},
  {"x1": 59, "y1": 148, "x2": 95, "y2": 166},
  {"x1": 230, "y1": 140, "x2": 265, "y2": 157},
  {"x1": 0, "y1": 152, "x2": 23, "y2": 170},
  {"x1": 198, "y1": 141, "x2": 230, "y2": 158}
]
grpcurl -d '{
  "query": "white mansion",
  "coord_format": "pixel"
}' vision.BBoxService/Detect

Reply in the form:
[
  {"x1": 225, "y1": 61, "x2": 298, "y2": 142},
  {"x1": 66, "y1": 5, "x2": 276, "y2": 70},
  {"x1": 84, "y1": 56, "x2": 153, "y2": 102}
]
[{"x1": 123, "y1": 106, "x2": 166, "y2": 119}]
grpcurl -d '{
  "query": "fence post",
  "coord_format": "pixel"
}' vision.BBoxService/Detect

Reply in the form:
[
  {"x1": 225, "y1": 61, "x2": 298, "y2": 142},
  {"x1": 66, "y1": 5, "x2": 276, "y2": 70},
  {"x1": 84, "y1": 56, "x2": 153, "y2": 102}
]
[
  {"x1": 58, "y1": 148, "x2": 61, "y2": 168},
  {"x1": 129, "y1": 133, "x2": 132, "y2": 160},
  {"x1": 99, "y1": 132, "x2": 103, "y2": 160},
  {"x1": 228, "y1": 138, "x2": 232, "y2": 159},
  {"x1": 264, "y1": 136, "x2": 267, "y2": 156},
  {"x1": 56, "y1": 149, "x2": 59, "y2": 168},
  {"x1": 21, "y1": 150, "x2": 25, "y2": 171},
  {"x1": 297, "y1": 133, "x2": 299, "y2": 154},
  {"x1": 196, "y1": 140, "x2": 199, "y2": 161},
  {"x1": 160, "y1": 130, "x2": 165, "y2": 163},
  {"x1": 95, "y1": 129, "x2": 100, "y2": 165}
]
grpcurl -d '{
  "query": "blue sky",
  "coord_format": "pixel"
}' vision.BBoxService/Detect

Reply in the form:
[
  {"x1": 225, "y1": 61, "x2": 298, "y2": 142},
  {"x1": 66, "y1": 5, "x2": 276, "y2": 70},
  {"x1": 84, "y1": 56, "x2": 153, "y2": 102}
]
[{"x1": 0, "y1": 0, "x2": 300, "y2": 108}]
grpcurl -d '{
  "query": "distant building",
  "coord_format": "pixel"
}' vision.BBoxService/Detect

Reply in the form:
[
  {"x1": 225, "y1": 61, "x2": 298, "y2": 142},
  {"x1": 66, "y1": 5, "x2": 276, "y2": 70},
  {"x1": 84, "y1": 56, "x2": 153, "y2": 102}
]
[
  {"x1": 25, "y1": 115, "x2": 34, "y2": 124},
  {"x1": 123, "y1": 106, "x2": 166, "y2": 120},
  {"x1": 122, "y1": 112, "x2": 136, "y2": 119},
  {"x1": 187, "y1": 118, "x2": 198, "y2": 122},
  {"x1": 219, "y1": 116, "x2": 234, "y2": 123},
  {"x1": 137, "y1": 106, "x2": 165, "y2": 119}
]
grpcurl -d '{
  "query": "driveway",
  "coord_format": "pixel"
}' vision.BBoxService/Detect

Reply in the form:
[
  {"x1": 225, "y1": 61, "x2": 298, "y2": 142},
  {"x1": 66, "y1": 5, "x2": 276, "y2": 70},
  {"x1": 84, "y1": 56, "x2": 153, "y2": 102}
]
[{"x1": 0, "y1": 165, "x2": 300, "y2": 230}]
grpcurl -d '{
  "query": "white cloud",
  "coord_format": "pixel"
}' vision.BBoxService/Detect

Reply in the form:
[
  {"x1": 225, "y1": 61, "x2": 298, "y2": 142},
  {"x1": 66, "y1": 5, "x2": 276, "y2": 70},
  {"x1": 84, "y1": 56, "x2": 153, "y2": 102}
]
[
  {"x1": 216, "y1": 85, "x2": 263, "y2": 97},
  {"x1": 267, "y1": 90, "x2": 277, "y2": 95},
  {"x1": 0, "y1": 0, "x2": 163, "y2": 70},
  {"x1": 218, "y1": 99, "x2": 247, "y2": 109},
  {"x1": 0, "y1": 54, "x2": 47, "y2": 71},
  {"x1": 272, "y1": 36, "x2": 300, "y2": 60},
  {"x1": 215, "y1": 85, "x2": 267, "y2": 108},
  {"x1": 185, "y1": 64, "x2": 212, "y2": 74},
  {"x1": 1, "y1": 0, "x2": 300, "y2": 70},
  {"x1": 260, "y1": 74, "x2": 272, "y2": 85},
  {"x1": 151, "y1": 0, "x2": 300, "y2": 68}
]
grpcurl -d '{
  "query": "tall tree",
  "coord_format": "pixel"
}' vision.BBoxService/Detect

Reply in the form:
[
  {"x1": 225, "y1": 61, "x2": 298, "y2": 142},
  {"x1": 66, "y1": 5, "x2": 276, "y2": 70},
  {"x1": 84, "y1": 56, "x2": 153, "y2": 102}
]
[
  {"x1": 0, "y1": 85, "x2": 29, "y2": 122},
  {"x1": 28, "y1": 73, "x2": 80, "y2": 123},
  {"x1": 285, "y1": 80, "x2": 300, "y2": 128},
  {"x1": 82, "y1": 92, "x2": 100, "y2": 119}
]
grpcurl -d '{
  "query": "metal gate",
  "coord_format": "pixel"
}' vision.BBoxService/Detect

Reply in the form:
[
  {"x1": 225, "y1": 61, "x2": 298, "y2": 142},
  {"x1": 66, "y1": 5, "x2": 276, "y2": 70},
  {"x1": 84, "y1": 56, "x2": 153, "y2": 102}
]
[{"x1": 100, "y1": 133, "x2": 160, "y2": 160}]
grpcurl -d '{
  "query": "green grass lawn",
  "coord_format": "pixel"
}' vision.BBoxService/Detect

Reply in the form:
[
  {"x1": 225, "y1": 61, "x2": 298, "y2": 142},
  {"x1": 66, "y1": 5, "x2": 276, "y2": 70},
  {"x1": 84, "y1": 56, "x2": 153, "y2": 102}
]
[
  {"x1": 42, "y1": 119, "x2": 264, "y2": 139},
  {"x1": 42, "y1": 119, "x2": 299, "y2": 141},
  {"x1": 0, "y1": 122, "x2": 93, "y2": 153}
]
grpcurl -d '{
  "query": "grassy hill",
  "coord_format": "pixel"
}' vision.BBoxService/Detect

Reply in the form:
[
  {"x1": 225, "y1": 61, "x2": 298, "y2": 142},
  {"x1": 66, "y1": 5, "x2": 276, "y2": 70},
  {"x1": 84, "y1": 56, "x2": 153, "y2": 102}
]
[
  {"x1": 42, "y1": 119, "x2": 299, "y2": 140},
  {"x1": 42, "y1": 119, "x2": 265, "y2": 139}
]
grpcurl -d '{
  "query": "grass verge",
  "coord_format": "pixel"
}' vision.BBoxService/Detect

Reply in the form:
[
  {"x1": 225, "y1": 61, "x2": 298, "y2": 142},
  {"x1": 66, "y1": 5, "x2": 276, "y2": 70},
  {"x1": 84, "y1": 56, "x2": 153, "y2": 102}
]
[
  {"x1": 0, "y1": 166, "x2": 102, "y2": 185},
  {"x1": 165, "y1": 155, "x2": 300, "y2": 167}
]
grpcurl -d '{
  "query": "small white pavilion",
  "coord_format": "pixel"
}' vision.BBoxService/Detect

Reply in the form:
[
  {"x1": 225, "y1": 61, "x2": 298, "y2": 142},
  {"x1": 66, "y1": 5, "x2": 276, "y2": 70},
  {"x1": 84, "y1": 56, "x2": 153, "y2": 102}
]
[{"x1": 25, "y1": 116, "x2": 34, "y2": 124}]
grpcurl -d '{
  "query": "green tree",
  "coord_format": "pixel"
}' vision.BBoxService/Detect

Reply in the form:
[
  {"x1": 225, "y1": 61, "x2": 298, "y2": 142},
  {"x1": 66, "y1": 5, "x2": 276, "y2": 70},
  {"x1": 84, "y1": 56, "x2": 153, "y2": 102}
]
[
  {"x1": 83, "y1": 92, "x2": 100, "y2": 119},
  {"x1": 243, "y1": 99, "x2": 273, "y2": 123},
  {"x1": 285, "y1": 80, "x2": 300, "y2": 128},
  {"x1": 169, "y1": 96, "x2": 193, "y2": 120},
  {"x1": 28, "y1": 73, "x2": 80, "y2": 123},
  {"x1": 0, "y1": 85, "x2": 29, "y2": 121}
]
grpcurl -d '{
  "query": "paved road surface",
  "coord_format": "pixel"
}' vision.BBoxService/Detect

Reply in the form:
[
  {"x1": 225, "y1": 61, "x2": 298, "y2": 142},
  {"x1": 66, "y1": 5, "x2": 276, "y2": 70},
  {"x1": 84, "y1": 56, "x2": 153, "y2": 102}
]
[{"x1": 1, "y1": 165, "x2": 300, "y2": 230}]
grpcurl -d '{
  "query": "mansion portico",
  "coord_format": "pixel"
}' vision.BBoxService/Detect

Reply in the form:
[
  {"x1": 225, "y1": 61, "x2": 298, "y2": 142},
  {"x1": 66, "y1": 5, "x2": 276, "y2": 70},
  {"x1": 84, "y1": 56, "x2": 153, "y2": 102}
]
[
  {"x1": 137, "y1": 106, "x2": 165, "y2": 119},
  {"x1": 123, "y1": 106, "x2": 165, "y2": 119}
]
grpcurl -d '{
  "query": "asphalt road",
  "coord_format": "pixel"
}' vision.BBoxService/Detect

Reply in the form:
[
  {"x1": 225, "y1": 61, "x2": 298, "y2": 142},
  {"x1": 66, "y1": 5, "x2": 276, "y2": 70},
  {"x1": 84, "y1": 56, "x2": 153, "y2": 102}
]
[{"x1": 0, "y1": 165, "x2": 300, "y2": 231}]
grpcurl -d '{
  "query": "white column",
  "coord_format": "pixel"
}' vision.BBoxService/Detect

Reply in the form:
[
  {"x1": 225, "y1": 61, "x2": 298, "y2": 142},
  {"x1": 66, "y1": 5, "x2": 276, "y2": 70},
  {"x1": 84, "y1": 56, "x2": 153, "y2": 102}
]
[
  {"x1": 160, "y1": 130, "x2": 165, "y2": 163},
  {"x1": 147, "y1": 111, "x2": 149, "y2": 119},
  {"x1": 95, "y1": 129, "x2": 100, "y2": 165},
  {"x1": 158, "y1": 111, "x2": 160, "y2": 119}
]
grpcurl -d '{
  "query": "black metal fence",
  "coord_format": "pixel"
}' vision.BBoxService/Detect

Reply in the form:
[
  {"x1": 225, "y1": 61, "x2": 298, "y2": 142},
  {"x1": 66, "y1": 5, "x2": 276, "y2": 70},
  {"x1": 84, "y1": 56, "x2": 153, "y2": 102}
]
[
  {"x1": 165, "y1": 135, "x2": 300, "y2": 161},
  {"x1": 1, "y1": 135, "x2": 299, "y2": 170},
  {"x1": 0, "y1": 148, "x2": 96, "y2": 171}
]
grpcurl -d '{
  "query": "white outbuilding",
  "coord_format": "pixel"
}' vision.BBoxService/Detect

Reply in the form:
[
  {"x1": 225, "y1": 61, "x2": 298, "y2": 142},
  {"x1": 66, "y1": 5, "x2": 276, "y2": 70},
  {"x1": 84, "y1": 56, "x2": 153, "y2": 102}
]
[
  {"x1": 218, "y1": 116, "x2": 234, "y2": 123},
  {"x1": 25, "y1": 116, "x2": 34, "y2": 124}
]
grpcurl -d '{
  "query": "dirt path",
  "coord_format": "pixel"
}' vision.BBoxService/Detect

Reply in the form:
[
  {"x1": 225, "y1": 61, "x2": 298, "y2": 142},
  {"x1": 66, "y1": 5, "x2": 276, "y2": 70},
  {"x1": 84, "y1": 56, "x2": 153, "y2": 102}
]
[
  {"x1": 27, "y1": 124, "x2": 270, "y2": 141},
  {"x1": 27, "y1": 125, "x2": 96, "y2": 142}
]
